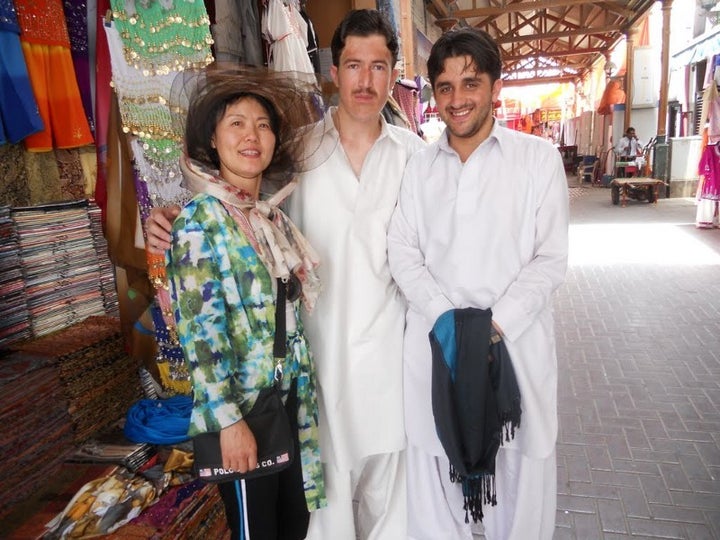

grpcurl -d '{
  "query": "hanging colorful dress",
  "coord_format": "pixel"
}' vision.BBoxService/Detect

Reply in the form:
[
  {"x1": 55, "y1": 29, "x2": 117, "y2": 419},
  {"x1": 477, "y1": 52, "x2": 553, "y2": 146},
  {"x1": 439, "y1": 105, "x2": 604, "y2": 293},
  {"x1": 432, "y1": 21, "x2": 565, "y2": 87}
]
[
  {"x1": 13, "y1": 0, "x2": 93, "y2": 151},
  {"x1": 0, "y1": 0, "x2": 43, "y2": 145},
  {"x1": 62, "y1": 0, "x2": 94, "y2": 134},
  {"x1": 262, "y1": 0, "x2": 315, "y2": 80}
]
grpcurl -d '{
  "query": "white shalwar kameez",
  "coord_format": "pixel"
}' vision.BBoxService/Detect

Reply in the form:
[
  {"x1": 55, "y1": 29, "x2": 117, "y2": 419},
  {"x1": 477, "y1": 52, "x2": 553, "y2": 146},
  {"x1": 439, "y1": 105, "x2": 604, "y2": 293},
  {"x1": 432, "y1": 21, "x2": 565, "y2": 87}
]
[
  {"x1": 387, "y1": 122, "x2": 569, "y2": 540},
  {"x1": 289, "y1": 108, "x2": 426, "y2": 540}
]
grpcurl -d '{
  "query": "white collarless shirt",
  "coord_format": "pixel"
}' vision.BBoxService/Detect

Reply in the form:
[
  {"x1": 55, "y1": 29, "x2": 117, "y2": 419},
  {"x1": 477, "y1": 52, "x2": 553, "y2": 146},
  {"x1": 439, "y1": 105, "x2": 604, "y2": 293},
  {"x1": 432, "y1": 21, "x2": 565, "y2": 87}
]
[
  {"x1": 388, "y1": 122, "x2": 569, "y2": 459},
  {"x1": 289, "y1": 108, "x2": 426, "y2": 470}
]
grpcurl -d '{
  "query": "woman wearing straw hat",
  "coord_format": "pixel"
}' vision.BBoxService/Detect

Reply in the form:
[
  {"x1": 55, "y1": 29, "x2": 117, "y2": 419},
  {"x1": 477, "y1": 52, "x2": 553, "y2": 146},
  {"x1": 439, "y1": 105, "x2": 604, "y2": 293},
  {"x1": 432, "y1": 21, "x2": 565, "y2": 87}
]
[{"x1": 165, "y1": 65, "x2": 326, "y2": 539}]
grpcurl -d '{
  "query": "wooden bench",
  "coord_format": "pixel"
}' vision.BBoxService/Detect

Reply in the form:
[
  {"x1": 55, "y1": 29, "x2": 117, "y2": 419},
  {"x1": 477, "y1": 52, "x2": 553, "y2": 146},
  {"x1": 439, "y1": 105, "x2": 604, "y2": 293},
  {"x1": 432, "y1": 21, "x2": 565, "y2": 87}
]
[{"x1": 610, "y1": 177, "x2": 667, "y2": 207}]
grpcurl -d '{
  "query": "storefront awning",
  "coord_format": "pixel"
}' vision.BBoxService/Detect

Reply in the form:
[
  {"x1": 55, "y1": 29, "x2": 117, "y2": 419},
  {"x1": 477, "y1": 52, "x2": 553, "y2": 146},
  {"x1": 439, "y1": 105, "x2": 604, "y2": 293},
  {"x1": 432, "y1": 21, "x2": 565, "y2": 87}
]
[{"x1": 672, "y1": 27, "x2": 720, "y2": 69}]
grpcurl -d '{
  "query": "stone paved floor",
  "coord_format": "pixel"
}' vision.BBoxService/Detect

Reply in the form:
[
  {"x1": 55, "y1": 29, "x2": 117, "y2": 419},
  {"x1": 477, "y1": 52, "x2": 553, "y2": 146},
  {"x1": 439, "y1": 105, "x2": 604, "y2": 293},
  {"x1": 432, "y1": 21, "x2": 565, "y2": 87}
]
[
  {"x1": 555, "y1": 181, "x2": 720, "y2": 539},
  {"x1": 473, "y1": 179, "x2": 720, "y2": 539}
]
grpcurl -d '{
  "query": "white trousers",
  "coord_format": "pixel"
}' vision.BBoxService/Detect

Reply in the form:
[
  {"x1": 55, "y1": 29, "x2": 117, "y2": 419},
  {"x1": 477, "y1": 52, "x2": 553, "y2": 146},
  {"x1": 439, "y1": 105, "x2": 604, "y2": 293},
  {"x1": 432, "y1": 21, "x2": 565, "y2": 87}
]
[
  {"x1": 306, "y1": 451, "x2": 406, "y2": 540},
  {"x1": 407, "y1": 444, "x2": 556, "y2": 540}
]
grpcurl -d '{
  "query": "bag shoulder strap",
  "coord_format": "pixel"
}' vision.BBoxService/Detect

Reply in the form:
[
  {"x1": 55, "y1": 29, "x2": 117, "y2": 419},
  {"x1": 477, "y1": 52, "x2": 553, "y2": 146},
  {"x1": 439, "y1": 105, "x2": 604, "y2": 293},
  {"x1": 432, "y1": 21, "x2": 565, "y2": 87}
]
[{"x1": 273, "y1": 277, "x2": 287, "y2": 361}]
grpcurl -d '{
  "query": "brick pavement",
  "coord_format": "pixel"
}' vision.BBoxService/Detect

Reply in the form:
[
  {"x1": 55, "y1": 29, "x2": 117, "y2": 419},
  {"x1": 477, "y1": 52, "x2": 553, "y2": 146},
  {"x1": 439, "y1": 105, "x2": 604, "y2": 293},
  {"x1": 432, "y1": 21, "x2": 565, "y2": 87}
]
[
  {"x1": 554, "y1": 182, "x2": 720, "y2": 539},
  {"x1": 472, "y1": 180, "x2": 720, "y2": 540}
]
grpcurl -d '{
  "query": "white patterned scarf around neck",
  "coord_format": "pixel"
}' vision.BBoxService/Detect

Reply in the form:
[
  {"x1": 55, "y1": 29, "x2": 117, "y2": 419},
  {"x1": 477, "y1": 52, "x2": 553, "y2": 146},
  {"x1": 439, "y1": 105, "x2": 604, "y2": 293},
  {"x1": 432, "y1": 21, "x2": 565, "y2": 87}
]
[{"x1": 180, "y1": 155, "x2": 321, "y2": 313}]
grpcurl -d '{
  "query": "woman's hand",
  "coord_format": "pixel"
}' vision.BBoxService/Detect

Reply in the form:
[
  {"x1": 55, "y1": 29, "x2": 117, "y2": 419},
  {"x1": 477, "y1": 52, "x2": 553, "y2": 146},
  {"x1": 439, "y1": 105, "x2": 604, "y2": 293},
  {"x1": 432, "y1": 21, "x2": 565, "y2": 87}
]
[
  {"x1": 220, "y1": 420, "x2": 258, "y2": 473},
  {"x1": 145, "y1": 206, "x2": 181, "y2": 253}
]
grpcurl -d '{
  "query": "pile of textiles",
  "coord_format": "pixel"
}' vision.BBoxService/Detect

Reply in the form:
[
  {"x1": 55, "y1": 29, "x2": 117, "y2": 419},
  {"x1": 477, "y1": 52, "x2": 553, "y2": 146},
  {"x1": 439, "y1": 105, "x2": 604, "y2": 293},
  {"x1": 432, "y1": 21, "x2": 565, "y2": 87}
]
[
  {"x1": 0, "y1": 350, "x2": 74, "y2": 518},
  {"x1": 10, "y1": 200, "x2": 113, "y2": 339},
  {"x1": 0, "y1": 205, "x2": 31, "y2": 347},
  {"x1": 70, "y1": 423, "x2": 155, "y2": 472},
  {"x1": 0, "y1": 447, "x2": 230, "y2": 540},
  {"x1": 87, "y1": 201, "x2": 119, "y2": 317},
  {"x1": 12, "y1": 316, "x2": 143, "y2": 443},
  {"x1": 41, "y1": 449, "x2": 228, "y2": 539},
  {"x1": 106, "y1": 480, "x2": 229, "y2": 540}
]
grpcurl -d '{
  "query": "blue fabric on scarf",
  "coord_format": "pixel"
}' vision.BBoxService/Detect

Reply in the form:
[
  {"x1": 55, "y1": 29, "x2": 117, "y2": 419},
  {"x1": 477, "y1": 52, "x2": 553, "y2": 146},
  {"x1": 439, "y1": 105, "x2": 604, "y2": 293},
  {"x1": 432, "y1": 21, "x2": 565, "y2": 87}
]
[
  {"x1": 431, "y1": 309, "x2": 457, "y2": 382},
  {"x1": 124, "y1": 395, "x2": 192, "y2": 444}
]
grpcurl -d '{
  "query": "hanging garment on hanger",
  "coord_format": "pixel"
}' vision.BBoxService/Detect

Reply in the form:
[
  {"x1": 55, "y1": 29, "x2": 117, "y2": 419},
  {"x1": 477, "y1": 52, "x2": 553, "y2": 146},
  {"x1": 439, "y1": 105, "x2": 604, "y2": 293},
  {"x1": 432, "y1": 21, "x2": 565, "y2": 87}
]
[
  {"x1": 213, "y1": 0, "x2": 263, "y2": 66},
  {"x1": 262, "y1": 0, "x2": 315, "y2": 80},
  {"x1": 0, "y1": 10, "x2": 44, "y2": 145},
  {"x1": 13, "y1": 0, "x2": 93, "y2": 150},
  {"x1": 392, "y1": 82, "x2": 420, "y2": 136},
  {"x1": 698, "y1": 144, "x2": 720, "y2": 201},
  {"x1": 299, "y1": 5, "x2": 321, "y2": 74},
  {"x1": 62, "y1": 0, "x2": 94, "y2": 134}
]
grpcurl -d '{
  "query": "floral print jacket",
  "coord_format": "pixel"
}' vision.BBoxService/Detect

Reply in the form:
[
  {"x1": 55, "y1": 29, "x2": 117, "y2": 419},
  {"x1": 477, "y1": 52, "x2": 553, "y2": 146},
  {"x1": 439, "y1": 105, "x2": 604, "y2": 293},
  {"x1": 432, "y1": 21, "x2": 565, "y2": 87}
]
[{"x1": 166, "y1": 193, "x2": 325, "y2": 510}]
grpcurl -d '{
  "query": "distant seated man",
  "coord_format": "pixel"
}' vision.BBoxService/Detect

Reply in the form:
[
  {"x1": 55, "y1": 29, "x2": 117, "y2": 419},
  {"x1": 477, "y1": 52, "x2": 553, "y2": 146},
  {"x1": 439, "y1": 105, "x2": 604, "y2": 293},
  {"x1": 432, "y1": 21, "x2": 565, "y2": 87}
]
[{"x1": 615, "y1": 127, "x2": 645, "y2": 177}]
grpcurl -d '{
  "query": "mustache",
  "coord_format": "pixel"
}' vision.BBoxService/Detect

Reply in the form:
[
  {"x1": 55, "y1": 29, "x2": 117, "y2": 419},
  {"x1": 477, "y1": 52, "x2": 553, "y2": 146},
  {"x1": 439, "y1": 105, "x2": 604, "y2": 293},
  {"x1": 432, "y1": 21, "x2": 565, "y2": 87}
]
[{"x1": 352, "y1": 88, "x2": 378, "y2": 97}]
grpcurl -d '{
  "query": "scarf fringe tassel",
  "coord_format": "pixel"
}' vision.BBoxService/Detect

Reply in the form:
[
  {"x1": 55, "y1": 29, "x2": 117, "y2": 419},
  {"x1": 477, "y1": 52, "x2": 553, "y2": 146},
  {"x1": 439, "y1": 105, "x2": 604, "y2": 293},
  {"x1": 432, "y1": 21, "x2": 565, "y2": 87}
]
[
  {"x1": 448, "y1": 413, "x2": 521, "y2": 524},
  {"x1": 449, "y1": 464, "x2": 496, "y2": 524},
  {"x1": 500, "y1": 400, "x2": 522, "y2": 443}
]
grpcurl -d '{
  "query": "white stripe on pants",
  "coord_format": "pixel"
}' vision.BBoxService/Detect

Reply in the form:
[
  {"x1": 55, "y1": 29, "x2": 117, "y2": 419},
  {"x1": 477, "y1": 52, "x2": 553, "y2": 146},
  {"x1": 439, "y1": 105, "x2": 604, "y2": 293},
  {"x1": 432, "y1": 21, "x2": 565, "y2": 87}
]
[
  {"x1": 407, "y1": 444, "x2": 556, "y2": 540},
  {"x1": 306, "y1": 451, "x2": 406, "y2": 540}
]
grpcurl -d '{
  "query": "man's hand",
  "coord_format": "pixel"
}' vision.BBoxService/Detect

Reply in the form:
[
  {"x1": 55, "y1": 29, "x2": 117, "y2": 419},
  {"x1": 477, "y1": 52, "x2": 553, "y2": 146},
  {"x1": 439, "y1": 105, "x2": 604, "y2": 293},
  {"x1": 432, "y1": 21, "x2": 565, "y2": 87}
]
[
  {"x1": 220, "y1": 419, "x2": 258, "y2": 473},
  {"x1": 145, "y1": 206, "x2": 181, "y2": 254}
]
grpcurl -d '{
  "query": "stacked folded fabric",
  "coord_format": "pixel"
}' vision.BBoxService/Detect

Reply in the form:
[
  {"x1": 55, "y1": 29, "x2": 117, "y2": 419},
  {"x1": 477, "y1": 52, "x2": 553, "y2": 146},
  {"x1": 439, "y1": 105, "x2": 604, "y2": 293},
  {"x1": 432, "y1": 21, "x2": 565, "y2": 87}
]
[
  {"x1": 0, "y1": 206, "x2": 31, "y2": 347},
  {"x1": 0, "y1": 350, "x2": 74, "y2": 518},
  {"x1": 87, "y1": 200, "x2": 120, "y2": 317},
  {"x1": 11, "y1": 200, "x2": 106, "y2": 339},
  {"x1": 12, "y1": 316, "x2": 143, "y2": 444}
]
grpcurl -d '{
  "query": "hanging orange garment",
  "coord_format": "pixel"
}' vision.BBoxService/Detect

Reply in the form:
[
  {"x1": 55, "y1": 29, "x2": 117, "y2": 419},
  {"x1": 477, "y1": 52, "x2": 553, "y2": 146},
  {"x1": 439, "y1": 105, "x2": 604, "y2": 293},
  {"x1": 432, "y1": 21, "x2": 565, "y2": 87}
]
[
  {"x1": 14, "y1": 0, "x2": 93, "y2": 151},
  {"x1": 597, "y1": 80, "x2": 626, "y2": 116}
]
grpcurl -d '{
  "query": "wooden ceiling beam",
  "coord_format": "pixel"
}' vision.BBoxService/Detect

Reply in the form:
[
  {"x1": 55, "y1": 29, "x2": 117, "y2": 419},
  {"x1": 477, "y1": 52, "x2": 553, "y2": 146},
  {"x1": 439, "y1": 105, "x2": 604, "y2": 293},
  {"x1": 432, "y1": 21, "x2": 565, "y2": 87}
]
[
  {"x1": 501, "y1": 75, "x2": 580, "y2": 87},
  {"x1": 496, "y1": 24, "x2": 622, "y2": 44},
  {"x1": 502, "y1": 47, "x2": 606, "y2": 61},
  {"x1": 455, "y1": 0, "x2": 620, "y2": 19},
  {"x1": 427, "y1": 0, "x2": 449, "y2": 19}
]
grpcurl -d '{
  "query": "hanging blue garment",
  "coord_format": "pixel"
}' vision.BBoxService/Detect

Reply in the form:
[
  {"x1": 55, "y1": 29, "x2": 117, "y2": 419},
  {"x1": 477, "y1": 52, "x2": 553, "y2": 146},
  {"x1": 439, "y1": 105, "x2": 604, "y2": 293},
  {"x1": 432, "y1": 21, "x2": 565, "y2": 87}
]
[{"x1": 0, "y1": 0, "x2": 44, "y2": 145}]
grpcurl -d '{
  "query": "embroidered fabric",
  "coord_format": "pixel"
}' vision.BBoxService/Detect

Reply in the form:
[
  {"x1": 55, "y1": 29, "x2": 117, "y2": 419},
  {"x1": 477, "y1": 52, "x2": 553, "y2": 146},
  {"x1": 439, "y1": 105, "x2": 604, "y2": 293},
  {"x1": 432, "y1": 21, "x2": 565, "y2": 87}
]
[
  {"x1": 0, "y1": 0, "x2": 20, "y2": 34},
  {"x1": 63, "y1": 0, "x2": 89, "y2": 54},
  {"x1": 13, "y1": 0, "x2": 70, "y2": 46},
  {"x1": 0, "y1": 145, "x2": 31, "y2": 207},
  {"x1": 150, "y1": 297, "x2": 191, "y2": 393},
  {"x1": 105, "y1": 22, "x2": 179, "y2": 143},
  {"x1": 56, "y1": 148, "x2": 87, "y2": 201},
  {"x1": 130, "y1": 138, "x2": 189, "y2": 208},
  {"x1": 109, "y1": 0, "x2": 213, "y2": 75}
]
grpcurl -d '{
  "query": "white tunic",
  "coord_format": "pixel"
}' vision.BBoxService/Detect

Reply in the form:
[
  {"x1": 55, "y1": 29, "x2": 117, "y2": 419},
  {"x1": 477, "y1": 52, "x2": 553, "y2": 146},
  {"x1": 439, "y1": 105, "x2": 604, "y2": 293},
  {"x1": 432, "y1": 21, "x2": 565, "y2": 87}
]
[
  {"x1": 289, "y1": 108, "x2": 426, "y2": 471},
  {"x1": 387, "y1": 122, "x2": 569, "y2": 460}
]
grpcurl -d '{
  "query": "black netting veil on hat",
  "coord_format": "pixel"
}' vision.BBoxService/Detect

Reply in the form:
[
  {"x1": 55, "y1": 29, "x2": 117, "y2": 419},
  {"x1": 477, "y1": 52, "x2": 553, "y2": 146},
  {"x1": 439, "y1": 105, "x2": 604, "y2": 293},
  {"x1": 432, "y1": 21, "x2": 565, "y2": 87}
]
[{"x1": 169, "y1": 63, "x2": 334, "y2": 189}]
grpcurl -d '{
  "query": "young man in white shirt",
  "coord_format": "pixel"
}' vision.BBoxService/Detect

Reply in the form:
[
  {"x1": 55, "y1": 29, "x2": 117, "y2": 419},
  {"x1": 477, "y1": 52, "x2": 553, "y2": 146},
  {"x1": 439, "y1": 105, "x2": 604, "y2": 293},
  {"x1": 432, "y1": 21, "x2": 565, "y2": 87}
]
[
  {"x1": 145, "y1": 10, "x2": 425, "y2": 539},
  {"x1": 387, "y1": 27, "x2": 569, "y2": 540}
]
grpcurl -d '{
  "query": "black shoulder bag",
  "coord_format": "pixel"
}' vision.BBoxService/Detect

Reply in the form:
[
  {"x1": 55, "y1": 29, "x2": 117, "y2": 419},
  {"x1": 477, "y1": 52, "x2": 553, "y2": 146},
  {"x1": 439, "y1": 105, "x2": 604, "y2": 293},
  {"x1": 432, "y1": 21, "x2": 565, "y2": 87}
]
[{"x1": 192, "y1": 278, "x2": 295, "y2": 482}]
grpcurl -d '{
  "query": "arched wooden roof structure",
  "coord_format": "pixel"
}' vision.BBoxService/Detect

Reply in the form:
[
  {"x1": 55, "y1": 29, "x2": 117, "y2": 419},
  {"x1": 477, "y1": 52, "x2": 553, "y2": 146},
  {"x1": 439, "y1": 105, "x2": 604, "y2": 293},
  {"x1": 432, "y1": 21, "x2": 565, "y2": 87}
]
[{"x1": 425, "y1": 0, "x2": 658, "y2": 87}]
